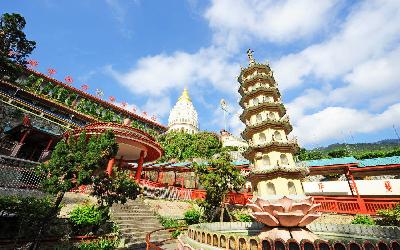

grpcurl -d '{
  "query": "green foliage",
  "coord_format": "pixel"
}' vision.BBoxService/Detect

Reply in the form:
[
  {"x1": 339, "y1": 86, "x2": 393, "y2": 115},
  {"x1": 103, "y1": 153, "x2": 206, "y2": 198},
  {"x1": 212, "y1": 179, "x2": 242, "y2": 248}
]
[
  {"x1": 78, "y1": 238, "x2": 118, "y2": 250},
  {"x1": 171, "y1": 229, "x2": 182, "y2": 238},
  {"x1": 91, "y1": 169, "x2": 140, "y2": 207},
  {"x1": 36, "y1": 130, "x2": 119, "y2": 194},
  {"x1": 351, "y1": 215, "x2": 375, "y2": 225},
  {"x1": 69, "y1": 204, "x2": 108, "y2": 228},
  {"x1": 158, "y1": 131, "x2": 222, "y2": 161},
  {"x1": 183, "y1": 208, "x2": 201, "y2": 225},
  {"x1": 376, "y1": 204, "x2": 400, "y2": 226},
  {"x1": 0, "y1": 195, "x2": 54, "y2": 224},
  {"x1": 0, "y1": 196, "x2": 56, "y2": 240},
  {"x1": 158, "y1": 216, "x2": 183, "y2": 228},
  {"x1": 327, "y1": 149, "x2": 351, "y2": 158},
  {"x1": 194, "y1": 152, "x2": 245, "y2": 222},
  {"x1": 235, "y1": 212, "x2": 252, "y2": 222},
  {"x1": 0, "y1": 13, "x2": 36, "y2": 80}
]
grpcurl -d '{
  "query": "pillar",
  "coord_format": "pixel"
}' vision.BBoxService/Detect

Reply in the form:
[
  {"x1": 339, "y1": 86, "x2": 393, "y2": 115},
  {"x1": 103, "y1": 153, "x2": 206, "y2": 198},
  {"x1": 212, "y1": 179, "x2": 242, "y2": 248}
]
[
  {"x1": 135, "y1": 151, "x2": 145, "y2": 181},
  {"x1": 107, "y1": 157, "x2": 115, "y2": 176},
  {"x1": 11, "y1": 130, "x2": 30, "y2": 157},
  {"x1": 346, "y1": 167, "x2": 367, "y2": 213}
]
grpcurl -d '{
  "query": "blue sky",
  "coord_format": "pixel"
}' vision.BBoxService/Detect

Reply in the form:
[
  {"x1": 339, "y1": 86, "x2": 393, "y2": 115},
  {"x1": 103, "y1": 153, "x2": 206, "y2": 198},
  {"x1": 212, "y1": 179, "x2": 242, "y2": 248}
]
[{"x1": 2, "y1": 0, "x2": 400, "y2": 148}]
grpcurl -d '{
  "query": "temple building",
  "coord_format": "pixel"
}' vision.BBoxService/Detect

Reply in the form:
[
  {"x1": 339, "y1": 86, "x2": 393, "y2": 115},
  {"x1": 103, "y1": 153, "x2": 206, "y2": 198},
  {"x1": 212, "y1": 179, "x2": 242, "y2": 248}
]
[
  {"x1": 167, "y1": 88, "x2": 199, "y2": 134},
  {"x1": 239, "y1": 49, "x2": 306, "y2": 198}
]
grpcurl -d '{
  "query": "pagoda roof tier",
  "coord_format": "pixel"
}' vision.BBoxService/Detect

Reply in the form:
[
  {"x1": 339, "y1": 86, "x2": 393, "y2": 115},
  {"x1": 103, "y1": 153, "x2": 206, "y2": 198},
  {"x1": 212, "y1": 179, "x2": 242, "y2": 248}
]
[
  {"x1": 241, "y1": 119, "x2": 293, "y2": 140},
  {"x1": 239, "y1": 86, "x2": 280, "y2": 106},
  {"x1": 240, "y1": 102, "x2": 286, "y2": 122},
  {"x1": 69, "y1": 122, "x2": 163, "y2": 162},
  {"x1": 248, "y1": 163, "x2": 309, "y2": 181},
  {"x1": 239, "y1": 73, "x2": 275, "y2": 89},
  {"x1": 243, "y1": 140, "x2": 299, "y2": 160},
  {"x1": 238, "y1": 63, "x2": 272, "y2": 81}
]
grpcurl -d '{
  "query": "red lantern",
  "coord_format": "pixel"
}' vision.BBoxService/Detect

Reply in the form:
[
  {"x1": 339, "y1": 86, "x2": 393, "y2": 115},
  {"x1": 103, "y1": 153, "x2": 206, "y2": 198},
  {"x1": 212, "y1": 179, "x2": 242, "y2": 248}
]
[
  {"x1": 81, "y1": 84, "x2": 89, "y2": 91},
  {"x1": 142, "y1": 111, "x2": 147, "y2": 116},
  {"x1": 131, "y1": 107, "x2": 136, "y2": 113},
  {"x1": 47, "y1": 68, "x2": 56, "y2": 76},
  {"x1": 109, "y1": 96, "x2": 116, "y2": 102},
  {"x1": 65, "y1": 76, "x2": 74, "y2": 84},
  {"x1": 151, "y1": 115, "x2": 157, "y2": 121},
  {"x1": 27, "y1": 59, "x2": 39, "y2": 67},
  {"x1": 121, "y1": 102, "x2": 127, "y2": 108}
]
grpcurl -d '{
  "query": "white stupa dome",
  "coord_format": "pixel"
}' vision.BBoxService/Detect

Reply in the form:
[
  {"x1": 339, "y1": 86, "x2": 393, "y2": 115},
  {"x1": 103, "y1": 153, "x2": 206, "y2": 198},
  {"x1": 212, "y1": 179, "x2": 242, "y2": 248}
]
[{"x1": 167, "y1": 88, "x2": 199, "y2": 134}]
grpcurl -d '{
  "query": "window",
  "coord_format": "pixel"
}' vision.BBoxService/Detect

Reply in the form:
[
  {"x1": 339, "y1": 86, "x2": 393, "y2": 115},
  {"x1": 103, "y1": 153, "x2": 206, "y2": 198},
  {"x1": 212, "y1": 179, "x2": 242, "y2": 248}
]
[
  {"x1": 273, "y1": 131, "x2": 282, "y2": 141},
  {"x1": 288, "y1": 181, "x2": 297, "y2": 195},
  {"x1": 259, "y1": 133, "x2": 266, "y2": 143},
  {"x1": 268, "y1": 112, "x2": 276, "y2": 120},
  {"x1": 262, "y1": 155, "x2": 270, "y2": 166},
  {"x1": 280, "y1": 154, "x2": 289, "y2": 165},
  {"x1": 266, "y1": 182, "x2": 276, "y2": 195}
]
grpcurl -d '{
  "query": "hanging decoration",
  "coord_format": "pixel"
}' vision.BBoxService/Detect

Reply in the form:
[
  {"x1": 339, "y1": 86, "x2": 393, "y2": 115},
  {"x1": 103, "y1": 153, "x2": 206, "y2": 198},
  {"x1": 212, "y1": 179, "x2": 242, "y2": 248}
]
[
  {"x1": 142, "y1": 111, "x2": 147, "y2": 116},
  {"x1": 151, "y1": 115, "x2": 157, "y2": 121},
  {"x1": 131, "y1": 107, "x2": 136, "y2": 113},
  {"x1": 109, "y1": 96, "x2": 116, "y2": 102},
  {"x1": 81, "y1": 84, "x2": 89, "y2": 91},
  {"x1": 47, "y1": 68, "x2": 56, "y2": 76},
  {"x1": 65, "y1": 76, "x2": 74, "y2": 84},
  {"x1": 121, "y1": 102, "x2": 128, "y2": 108},
  {"x1": 27, "y1": 59, "x2": 39, "y2": 68}
]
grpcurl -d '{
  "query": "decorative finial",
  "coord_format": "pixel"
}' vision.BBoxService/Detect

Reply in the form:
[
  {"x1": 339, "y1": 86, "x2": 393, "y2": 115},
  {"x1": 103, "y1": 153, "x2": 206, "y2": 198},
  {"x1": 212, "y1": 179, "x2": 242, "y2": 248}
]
[
  {"x1": 178, "y1": 87, "x2": 191, "y2": 102},
  {"x1": 247, "y1": 49, "x2": 256, "y2": 65}
]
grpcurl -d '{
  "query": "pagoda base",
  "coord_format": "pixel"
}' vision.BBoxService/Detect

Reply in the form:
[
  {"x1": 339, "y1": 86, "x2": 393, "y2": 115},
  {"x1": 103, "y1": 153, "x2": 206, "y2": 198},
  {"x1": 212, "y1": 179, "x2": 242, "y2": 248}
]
[{"x1": 258, "y1": 227, "x2": 319, "y2": 242}]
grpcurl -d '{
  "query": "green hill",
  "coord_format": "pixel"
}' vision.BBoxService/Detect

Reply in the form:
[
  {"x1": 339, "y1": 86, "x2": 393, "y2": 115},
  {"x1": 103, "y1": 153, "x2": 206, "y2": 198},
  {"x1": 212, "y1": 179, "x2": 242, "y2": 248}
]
[{"x1": 298, "y1": 139, "x2": 400, "y2": 161}]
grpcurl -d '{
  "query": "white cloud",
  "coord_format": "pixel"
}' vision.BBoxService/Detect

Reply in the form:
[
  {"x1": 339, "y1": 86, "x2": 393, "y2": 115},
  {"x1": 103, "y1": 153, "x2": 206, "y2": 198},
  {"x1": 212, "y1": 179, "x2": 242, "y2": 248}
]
[
  {"x1": 274, "y1": 0, "x2": 400, "y2": 89},
  {"x1": 142, "y1": 96, "x2": 171, "y2": 118},
  {"x1": 328, "y1": 47, "x2": 400, "y2": 109},
  {"x1": 205, "y1": 0, "x2": 338, "y2": 48},
  {"x1": 293, "y1": 103, "x2": 400, "y2": 145},
  {"x1": 107, "y1": 47, "x2": 238, "y2": 97}
]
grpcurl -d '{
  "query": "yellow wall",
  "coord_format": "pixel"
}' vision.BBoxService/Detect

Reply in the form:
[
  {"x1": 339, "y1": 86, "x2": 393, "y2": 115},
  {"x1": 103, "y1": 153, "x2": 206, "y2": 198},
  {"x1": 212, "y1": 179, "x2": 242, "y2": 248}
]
[{"x1": 256, "y1": 177, "x2": 304, "y2": 197}]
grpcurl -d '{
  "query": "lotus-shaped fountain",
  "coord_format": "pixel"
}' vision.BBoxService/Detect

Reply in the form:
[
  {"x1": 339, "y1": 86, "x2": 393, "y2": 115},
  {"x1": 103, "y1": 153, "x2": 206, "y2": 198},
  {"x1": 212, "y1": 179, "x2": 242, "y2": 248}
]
[{"x1": 248, "y1": 196, "x2": 321, "y2": 241}]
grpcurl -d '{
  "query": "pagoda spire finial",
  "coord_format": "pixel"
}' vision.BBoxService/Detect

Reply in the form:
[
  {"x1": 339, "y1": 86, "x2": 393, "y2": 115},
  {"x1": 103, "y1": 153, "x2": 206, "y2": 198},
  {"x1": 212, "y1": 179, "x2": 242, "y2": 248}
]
[
  {"x1": 178, "y1": 87, "x2": 191, "y2": 102},
  {"x1": 247, "y1": 48, "x2": 256, "y2": 65}
]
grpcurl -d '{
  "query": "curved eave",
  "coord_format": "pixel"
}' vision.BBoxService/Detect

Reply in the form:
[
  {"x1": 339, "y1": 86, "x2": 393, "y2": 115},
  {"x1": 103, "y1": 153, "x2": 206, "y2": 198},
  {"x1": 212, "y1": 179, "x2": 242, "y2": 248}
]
[
  {"x1": 240, "y1": 63, "x2": 271, "y2": 76},
  {"x1": 241, "y1": 120, "x2": 293, "y2": 140},
  {"x1": 69, "y1": 123, "x2": 163, "y2": 162},
  {"x1": 240, "y1": 74, "x2": 276, "y2": 89},
  {"x1": 239, "y1": 87, "x2": 280, "y2": 107},
  {"x1": 243, "y1": 142, "x2": 299, "y2": 160},
  {"x1": 240, "y1": 103, "x2": 286, "y2": 122}
]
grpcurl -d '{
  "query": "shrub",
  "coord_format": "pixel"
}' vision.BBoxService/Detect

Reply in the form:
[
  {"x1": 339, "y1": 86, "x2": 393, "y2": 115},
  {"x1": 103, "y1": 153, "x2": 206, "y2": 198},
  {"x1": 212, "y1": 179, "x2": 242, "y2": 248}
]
[
  {"x1": 69, "y1": 204, "x2": 108, "y2": 231},
  {"x1": 158, "y1": 216, "x2": 183, "y2": 228},
  {"x1": 184, "y1": 208, "x2": 201, "y2": 225},
  {"x1": 235, "y1": 212, "x2": 252, "y2": 222},
  {"x1": 78, "y1": 238, "x2": 118, "y2": 250},
  {"x1": 351, "y1": 215, "x2": 375, "y2": 225},
  {"x1": 171, "y1": 229, "x2": 181, "y2": 238},
  {"x1": 376, "y1": 204, "x2": 400, "y2": 226}
]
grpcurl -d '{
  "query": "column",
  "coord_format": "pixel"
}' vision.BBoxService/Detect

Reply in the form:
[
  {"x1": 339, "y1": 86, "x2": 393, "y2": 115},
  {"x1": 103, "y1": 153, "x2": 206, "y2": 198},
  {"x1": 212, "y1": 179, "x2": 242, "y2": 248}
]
[
  {"x1": 107, "y1": 157, "x2": 115, "y2": 176},
  {"x1": 40, "y1": 138, "x2": 53, "y2": 161},
  {"x1": 346, "y1": 167, "x2": 367, "y2": 213},
  {"x1": 135, "y1": 150, "x2": 145, "y2": 181},
  {"x1": 11, "y1": 130, "x2": 30, "y2": 157}
]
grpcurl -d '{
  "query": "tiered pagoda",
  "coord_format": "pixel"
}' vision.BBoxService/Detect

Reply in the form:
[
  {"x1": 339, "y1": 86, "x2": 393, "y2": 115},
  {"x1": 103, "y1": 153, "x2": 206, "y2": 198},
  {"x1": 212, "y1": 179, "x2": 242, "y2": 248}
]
[
  {"x1": 239, "y1": 49, "x2": 306, "y2": 197},
  {"x1": 239, "y1": 50, "x2": 319, "y2": 241}
]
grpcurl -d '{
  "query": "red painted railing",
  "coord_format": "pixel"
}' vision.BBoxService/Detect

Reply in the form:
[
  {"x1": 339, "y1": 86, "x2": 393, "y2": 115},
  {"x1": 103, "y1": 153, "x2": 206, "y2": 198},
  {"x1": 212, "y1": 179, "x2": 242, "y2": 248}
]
[
  {"x1": 312, "y1": 196, "x2": 400, "y2": 215},
  {"x1": 139, "y1": 181, "x2": 400, "y2": 215}
]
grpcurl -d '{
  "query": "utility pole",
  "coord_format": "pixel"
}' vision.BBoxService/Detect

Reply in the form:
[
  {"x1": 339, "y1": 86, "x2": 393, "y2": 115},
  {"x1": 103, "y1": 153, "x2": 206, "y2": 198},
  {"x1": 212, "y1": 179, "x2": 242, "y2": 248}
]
[{"x1": 393, "y1": 125, "x2": 400, "y2": 141}]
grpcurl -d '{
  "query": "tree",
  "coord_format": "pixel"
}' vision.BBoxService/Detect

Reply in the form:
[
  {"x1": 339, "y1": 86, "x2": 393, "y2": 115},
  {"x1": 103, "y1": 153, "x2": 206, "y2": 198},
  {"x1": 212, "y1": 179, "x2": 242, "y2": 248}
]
[
  {"x1": 194, "y1": 152, "x2": 245, "y2": 222},
  {"x1": 34, "y1": 130, "x2": 139, "y2": 249},
  {"x1": 0, "y1": 13, "x2": 36, "y2": 80},
  {"x1": 157, "y1": 131, "x2": 222, "y2": 162}
]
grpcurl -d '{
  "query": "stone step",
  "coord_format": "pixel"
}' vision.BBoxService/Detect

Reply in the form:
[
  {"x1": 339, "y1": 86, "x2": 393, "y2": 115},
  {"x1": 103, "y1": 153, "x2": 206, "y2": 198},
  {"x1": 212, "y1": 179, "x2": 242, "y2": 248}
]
[
  {"x1": 112, "y1": 215, "x2": 159, "y2": 219},
  {"x1": 118, "y1": 222, "x2": 162, "y2": 227},
  {"x1": 112, "y1": 212, "x2": 154, "y2": 216}
]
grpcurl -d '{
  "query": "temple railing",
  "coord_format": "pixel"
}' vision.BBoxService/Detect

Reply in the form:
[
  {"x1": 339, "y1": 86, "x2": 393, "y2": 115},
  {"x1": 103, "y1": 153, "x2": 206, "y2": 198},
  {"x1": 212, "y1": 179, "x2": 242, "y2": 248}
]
[
  {"x1": 139, "y1": 179, "x2": 400, "y2": 215},
  {"x1": 0, "y1": 155, "x2": 42, "y2": 189}
]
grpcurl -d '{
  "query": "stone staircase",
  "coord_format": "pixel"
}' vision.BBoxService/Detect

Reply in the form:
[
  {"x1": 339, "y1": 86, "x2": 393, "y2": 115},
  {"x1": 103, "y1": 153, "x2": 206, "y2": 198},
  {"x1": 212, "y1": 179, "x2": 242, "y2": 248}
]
[{"x1": 111, "y1": 199, "x2": 172, "y2": 249}]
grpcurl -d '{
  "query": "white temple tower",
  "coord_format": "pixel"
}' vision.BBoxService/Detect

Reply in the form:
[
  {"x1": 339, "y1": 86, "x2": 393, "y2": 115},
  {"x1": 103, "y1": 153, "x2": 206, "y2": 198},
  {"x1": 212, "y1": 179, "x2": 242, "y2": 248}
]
[{"x1": 167, "y1": 88, "x2": 199, "y2": 134}]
